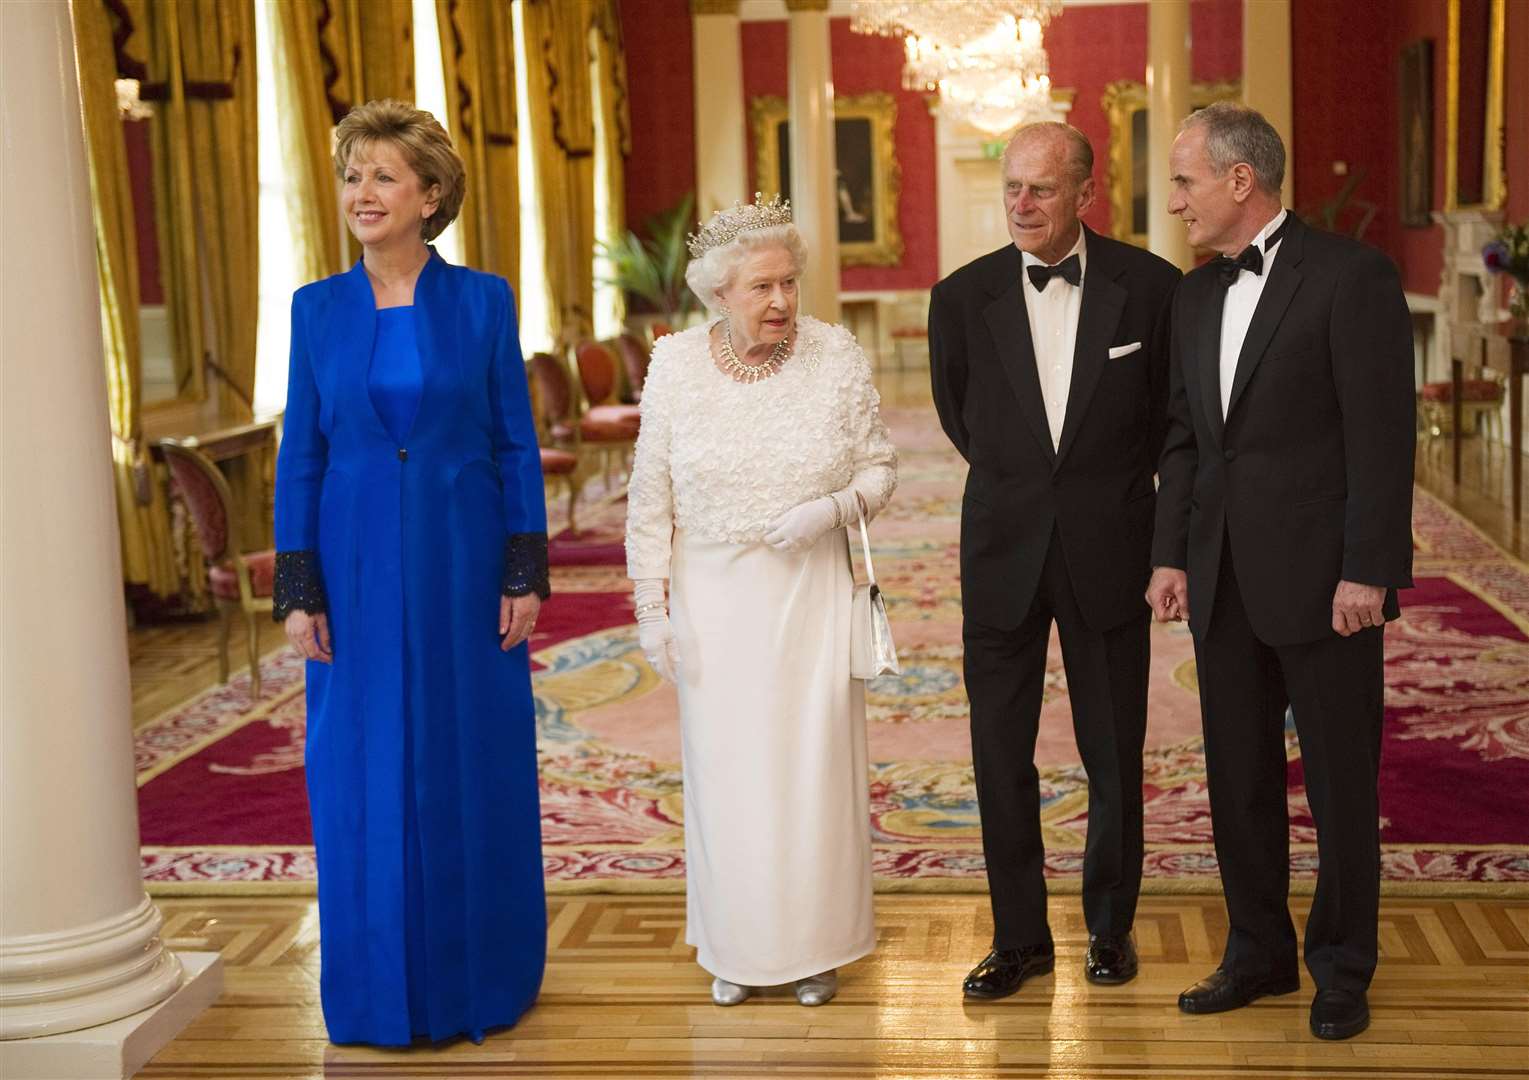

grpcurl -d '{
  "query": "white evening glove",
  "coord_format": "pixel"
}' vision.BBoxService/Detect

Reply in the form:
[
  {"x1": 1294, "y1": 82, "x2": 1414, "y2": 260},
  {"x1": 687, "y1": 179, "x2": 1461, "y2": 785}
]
[
  {"x1": 763, "y1": 495, "x2": 843, "y2": 552},
  {"x1": 633, "y1": 578, "x2": 680, "y2": 684}
]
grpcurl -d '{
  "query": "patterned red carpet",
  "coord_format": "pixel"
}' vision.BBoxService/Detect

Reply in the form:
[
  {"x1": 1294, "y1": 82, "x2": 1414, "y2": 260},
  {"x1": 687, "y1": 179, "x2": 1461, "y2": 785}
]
[{"x1": 136, "y1": 407, "x2": 1529, "y2": 894}]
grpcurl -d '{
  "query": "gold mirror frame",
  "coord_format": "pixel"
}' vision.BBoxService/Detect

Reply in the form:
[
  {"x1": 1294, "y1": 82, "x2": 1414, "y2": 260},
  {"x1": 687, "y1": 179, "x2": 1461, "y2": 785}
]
[
  {"x1": 749, "y1": 91, "x2": 904, "y2": 267},
  {"x1": 1101, "y1": 79, "x2": 1241, "y2": 249},
  {"x1": 1444, "y1": 0, "x2": 1506, "y2": 212}
]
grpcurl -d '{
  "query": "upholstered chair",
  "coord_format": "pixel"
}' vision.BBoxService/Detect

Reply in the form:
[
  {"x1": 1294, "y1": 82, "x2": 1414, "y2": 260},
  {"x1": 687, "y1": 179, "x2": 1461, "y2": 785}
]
[
  {"x1": 574, "y1": 340, "x2": 642, "y2": 488},
  {"x1": 613, "y1": 332, "x2": 652, "y2": 403},
  {"x1": 159, "y1": 440, "x2": 276, "y2": 699},
  {"x1": 527, "y1": 352, "x2": 585, "y2": 533}
]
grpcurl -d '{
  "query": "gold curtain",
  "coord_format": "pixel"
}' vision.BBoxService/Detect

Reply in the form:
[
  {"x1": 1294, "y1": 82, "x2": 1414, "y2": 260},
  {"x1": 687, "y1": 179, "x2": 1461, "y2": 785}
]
[
  {"x1": 139, "y1": 0, "x2": 264, "y2": 546},
  {"x1": 140, "y1": 0, "x2": 258, "y2": 426},
  {"x1": 437, "y1": 0, "x2": 519, "y2": 287},
  {"x1": 71, "y1": 0, "x2": 179, "y2": 596},
  {"x1": 591, "y1": 0, "x2": 629, "y2": 336},
  {"x1": 521, "y1": 0, "x2": 597, "y2": 347},
  {"x1": 272, "y1": 0, "x2": 415, "y2": 279},
  {"x1": 270, "y1": 0, "x2": 342, "y2": 284}
]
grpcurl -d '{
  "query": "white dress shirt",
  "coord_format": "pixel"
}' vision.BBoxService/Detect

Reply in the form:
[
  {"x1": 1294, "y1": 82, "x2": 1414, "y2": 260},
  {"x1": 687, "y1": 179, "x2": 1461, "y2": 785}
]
[
  {"x1": 1218, "y1": 208, "x2": 1288, "y2": 418},
  {"x1": 1021, "y1": 229, "x2": 1087, "y2": 450}
]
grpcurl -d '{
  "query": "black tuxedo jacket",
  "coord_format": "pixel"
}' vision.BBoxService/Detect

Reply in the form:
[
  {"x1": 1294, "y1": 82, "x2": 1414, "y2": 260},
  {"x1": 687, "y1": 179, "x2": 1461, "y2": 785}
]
[
  {"x1": 1151, "y1": 215, "x2": 1416, "y2": 646},
  {"x1": 929, "y1": 228, "x2": 1181, "y2": 632}
]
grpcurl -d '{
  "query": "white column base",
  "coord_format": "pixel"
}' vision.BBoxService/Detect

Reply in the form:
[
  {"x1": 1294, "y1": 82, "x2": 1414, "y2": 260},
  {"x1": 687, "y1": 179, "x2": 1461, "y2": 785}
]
[{"x1": 0, "y1": 953, "x2": 223, "y2": 1080}]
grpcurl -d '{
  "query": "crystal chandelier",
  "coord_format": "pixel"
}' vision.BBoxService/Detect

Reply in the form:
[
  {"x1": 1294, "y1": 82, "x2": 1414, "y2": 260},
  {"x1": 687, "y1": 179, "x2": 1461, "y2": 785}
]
[
  {"x1": 938, "y1": 70, "x2": 1055, "y2": 138},
  {"x1": 850, "y1": 1, "x2": 1063, "y2": 137}
]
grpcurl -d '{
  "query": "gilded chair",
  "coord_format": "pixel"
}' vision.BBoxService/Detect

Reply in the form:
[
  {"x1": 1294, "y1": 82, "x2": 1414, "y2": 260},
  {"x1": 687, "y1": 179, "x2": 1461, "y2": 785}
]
[
  {"x1": 613, "y1": 332, "x2": 652, "y2": 403},
  {"x1": 159, "y1": 439, "x2": 276, "y2": 700},
  {"x1": 574, "y1": 340, "x2": 642, "y2": 488},
  {"x1": 527, "y1": 352, "x2": 585, "y2": 533}
]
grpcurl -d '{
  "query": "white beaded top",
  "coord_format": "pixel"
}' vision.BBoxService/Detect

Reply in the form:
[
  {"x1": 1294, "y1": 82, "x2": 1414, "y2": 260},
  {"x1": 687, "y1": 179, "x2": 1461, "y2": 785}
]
[{"x1": 624, "y1": 316, "x2": 898, "y2": 578}]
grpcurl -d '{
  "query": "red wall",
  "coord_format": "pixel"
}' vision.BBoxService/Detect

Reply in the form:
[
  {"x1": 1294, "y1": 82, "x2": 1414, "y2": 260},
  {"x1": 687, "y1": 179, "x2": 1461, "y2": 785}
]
[
  {"x1": 619, "y1": 0, "x2": 696, "y2": 237},
  {"x1": 124, "y1": 118, "x2": 163, "y2": 305},
  {"x1": 1291, "y1": 0, "x2": 1529, "y2": 297},
  {"x1": 1290, "y1": 0, "x2": 1403, "y2": 272},
  {"x1": 621, "y1": 0, "x2": 1525, "y2": 299},
  {"x1": 740, "y1": 18, "x2": 938, "y2": 291}
]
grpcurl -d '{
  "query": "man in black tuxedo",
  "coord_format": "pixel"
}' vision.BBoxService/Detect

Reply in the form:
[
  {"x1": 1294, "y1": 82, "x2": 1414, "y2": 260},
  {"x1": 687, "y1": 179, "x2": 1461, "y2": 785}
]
[
  {"x1": 1145, "y1": 103, "x2": 1414, "y2": 1041},
  {"x1": 929, "y1": 122, "x2": 1180, "y2": 999}
]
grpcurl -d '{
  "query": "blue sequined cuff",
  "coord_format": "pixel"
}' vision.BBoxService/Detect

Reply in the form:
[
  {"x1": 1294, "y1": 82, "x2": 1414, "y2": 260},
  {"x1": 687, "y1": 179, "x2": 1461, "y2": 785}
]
[
  {"x1": 272, "y1": 550, "x2": 328, "y2": 622},
  {"x1": 503, "y1": 532, "x2": 551, "y2": 600}
]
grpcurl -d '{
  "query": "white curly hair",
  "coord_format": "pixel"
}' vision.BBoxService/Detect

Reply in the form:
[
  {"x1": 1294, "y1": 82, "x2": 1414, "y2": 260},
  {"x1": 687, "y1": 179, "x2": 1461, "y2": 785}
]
[{"x1": 684, "y1": 224, "x2": 809, "y2": 316}]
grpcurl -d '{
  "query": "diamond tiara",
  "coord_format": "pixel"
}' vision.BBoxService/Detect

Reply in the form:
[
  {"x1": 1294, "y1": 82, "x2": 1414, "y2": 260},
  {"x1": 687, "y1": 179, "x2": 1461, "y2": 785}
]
[{"x1": 685, "y1": 193, "x2": 794, "y2": 259}]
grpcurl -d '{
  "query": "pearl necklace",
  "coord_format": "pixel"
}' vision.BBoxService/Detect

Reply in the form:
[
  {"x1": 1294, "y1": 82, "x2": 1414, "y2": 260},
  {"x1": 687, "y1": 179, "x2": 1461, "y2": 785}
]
[{"x1": 718, "y1": 322, "x2": 792, "y2": 384}]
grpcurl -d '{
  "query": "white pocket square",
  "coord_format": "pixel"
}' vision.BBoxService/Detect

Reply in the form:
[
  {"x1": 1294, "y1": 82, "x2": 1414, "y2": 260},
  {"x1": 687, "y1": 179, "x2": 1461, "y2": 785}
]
[{"x1": 1108, "y1": 342, "x2": 1143, "y2": 359}]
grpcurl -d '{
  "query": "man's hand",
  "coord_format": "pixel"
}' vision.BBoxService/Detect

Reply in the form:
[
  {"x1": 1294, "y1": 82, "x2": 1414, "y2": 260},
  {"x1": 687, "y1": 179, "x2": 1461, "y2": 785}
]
[
  {"x1": 1332, "y1": 580, "x2": 1385, "y2": 637},
  {"x1": 1145, "y1": 567, "x2": 1189, "y2": 623}
]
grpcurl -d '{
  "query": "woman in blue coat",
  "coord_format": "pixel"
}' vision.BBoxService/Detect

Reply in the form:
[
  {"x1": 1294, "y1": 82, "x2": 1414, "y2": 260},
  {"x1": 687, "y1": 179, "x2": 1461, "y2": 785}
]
[{"x1": 272, "y1": 99, "x2": 548, "y2": 1046}]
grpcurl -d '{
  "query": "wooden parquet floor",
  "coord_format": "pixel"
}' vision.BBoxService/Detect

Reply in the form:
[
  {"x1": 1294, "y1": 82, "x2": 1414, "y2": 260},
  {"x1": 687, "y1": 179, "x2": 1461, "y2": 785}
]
[{"x1": 138, "y1": 893, "x2": 1529, "y2": 1079}]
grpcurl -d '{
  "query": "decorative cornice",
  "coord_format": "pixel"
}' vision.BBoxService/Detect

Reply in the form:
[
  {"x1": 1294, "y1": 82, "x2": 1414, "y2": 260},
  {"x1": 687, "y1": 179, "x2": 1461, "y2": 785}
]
[{"x1": 690, "y1": 0, "x2": 739, "y2": 14}]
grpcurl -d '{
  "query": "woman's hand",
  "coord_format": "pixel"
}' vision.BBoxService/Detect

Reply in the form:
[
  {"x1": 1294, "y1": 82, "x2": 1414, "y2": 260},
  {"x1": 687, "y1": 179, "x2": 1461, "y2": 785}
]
[
  {"x1": 284, "y1": 610, "x2": 333, "y2": 663},
  {"x1": 763, "y1": 496, "x2": 839, "y2": 552},
  {"x1": 500, "y1": 592, "x2": 541, "y2": 651}
]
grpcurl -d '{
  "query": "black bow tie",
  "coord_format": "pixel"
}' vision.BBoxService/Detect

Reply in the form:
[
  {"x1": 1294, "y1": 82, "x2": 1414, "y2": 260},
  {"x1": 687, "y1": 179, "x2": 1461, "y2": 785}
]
[
  {"x1": 1027, "y1": 253, "x2": 1081, "y2": 292},
  {"x1": 1214, "y1": 215, "x2": 1290, "y2": 285}
]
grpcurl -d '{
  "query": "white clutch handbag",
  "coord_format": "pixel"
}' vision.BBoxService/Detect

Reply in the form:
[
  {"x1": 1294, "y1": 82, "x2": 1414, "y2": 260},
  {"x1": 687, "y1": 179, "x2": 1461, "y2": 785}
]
[{"x1": 850, "y1": 503, "x2": 900, "y2": 680}]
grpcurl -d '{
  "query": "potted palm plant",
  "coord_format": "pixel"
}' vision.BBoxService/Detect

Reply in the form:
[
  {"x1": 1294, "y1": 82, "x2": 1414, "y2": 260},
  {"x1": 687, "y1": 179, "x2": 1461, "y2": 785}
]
[{"x1": 598, "y1": 193, "x2": 702, "y2": 330}]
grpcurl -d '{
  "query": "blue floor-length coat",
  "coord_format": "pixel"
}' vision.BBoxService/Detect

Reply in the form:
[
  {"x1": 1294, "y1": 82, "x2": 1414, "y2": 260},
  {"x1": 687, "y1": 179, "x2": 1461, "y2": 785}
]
[{"x1": 273, "y1": 251, "x2": 548, "y2": 1045}]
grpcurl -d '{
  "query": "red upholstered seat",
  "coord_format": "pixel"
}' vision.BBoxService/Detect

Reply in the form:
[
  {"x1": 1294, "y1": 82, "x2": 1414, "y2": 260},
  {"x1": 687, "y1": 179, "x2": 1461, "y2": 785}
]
[
  {"x1": 208, "y1": 549, "x2": 276, "y2": 600},
  {"x1": 580, "y1": 404, "x2": 641, "y2": 441},
  {"x1": 614, "y1": 333, "x2": 651, "y2": 402},
  {"x1": 576, "y1": 341, "x2": 621, "y2": 405},
  {"x1": 540, "y1": 447, "x2": 578, "y2": 475},
  {"x1": 1419, "y1": 379, "x2": 1503, "y2": 403}
]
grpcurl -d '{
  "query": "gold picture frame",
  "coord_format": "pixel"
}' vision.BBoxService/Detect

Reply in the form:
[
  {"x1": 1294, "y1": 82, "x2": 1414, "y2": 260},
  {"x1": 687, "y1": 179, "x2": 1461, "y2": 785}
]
[
  {"x1": 1100, "y1": 79, "x2": 1241, "y2": 249},
  {"x1": 749, "y1": 92, "x2": 904, "y2": 267},
  {"x1": 1444, "y1": 0, "x2": 1506, "y2": 212}
]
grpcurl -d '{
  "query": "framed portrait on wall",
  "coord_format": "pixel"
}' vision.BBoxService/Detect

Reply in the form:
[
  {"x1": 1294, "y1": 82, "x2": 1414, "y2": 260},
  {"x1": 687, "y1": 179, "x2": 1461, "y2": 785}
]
[
  {"x1": 1399, "y1": 39, "x2": 1434, "y2": 227},
  {"x1": 1100, "y1": 80, "x2": 1241, "y2": 248},
  {"x1": 749, "y1": 92, "x2": 904, "y2": 267}
]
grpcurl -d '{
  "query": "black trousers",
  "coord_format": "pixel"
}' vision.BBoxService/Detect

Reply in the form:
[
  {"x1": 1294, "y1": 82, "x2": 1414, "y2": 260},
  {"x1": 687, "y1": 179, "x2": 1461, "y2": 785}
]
[
  {"x1": 964, "y1": 529, "x2": 1149, "y2": 950},
  {"x1": 1194, "y1": 538, "x2": 1385, "y2": 994}
]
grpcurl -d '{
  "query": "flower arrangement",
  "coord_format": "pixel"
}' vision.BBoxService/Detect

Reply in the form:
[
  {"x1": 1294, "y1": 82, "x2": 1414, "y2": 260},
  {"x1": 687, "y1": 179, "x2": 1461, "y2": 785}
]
[{"x1": 1482, "y1": 223, "x2": 1529, "y2": 319}]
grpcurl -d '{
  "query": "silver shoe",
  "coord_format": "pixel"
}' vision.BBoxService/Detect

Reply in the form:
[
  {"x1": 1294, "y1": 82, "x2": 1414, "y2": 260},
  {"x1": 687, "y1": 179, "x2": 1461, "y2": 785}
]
[
  {"x1": 711, "y1": 976, "x2": 751, "y2": 1006},
  {"x1": 794, "y1": 969, "x2": 838, "y2": 1006}
]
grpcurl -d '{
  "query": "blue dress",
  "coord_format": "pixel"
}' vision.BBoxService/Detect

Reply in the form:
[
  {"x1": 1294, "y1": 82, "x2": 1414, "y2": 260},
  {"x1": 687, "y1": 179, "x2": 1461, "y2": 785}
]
[{"x1": 273, "y1": 253, "x2": 548, "y2": 1046}]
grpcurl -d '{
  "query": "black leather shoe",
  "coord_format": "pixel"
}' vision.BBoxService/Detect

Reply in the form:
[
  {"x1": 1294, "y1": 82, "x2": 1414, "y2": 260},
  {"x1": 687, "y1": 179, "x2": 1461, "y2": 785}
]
[
  {"x1": 1177, "y1": 967, "x2": 1300, "y2": 1014},
  {"x1": 1309, "y1": 989, "x2": 1369, "y2": 1040},
  {"x1": 1084, "y1": 934, "x2": 1138, "y2": 985},
  {"x1": 962, "y1": 945, "x2": 1056, "y2": 1000}
]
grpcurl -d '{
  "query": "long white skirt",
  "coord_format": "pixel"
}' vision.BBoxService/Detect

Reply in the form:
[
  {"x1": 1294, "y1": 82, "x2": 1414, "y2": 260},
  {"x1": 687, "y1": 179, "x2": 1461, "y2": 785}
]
[{"x1": 668, "y1": 528, "x2": 875, "y2": 986}]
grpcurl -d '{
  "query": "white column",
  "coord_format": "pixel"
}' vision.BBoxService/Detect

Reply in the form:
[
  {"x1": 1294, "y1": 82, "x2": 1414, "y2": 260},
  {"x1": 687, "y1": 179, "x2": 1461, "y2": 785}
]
[
  {"x1": 1242, "y1": 0, "x2": 1295, "y2": 207},
  {"x1": 1, "y1": 1, "x2": 220, "y2": 1071},
  {"x1": 786, "y1": 0, "x2": 840, "y2": 325},
  {"x1": 691, "y1": 0, "x2": 748, "y2": 217},
  {"x1": 1147, "y1": 0, "x2": 1192, "y2": 270}
]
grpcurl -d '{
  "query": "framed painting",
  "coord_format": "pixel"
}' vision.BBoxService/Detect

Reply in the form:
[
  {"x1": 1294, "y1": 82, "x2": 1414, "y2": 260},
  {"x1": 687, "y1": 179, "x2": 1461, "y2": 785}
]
[
  {"x1": 749, "y1": 92, "x2": 904, "y2": 267},
  {"x1": 1100, "y1": 79, "x2": 1241, "y2": 248},
  {"x1": 1399, "y1": 39, "x2": 1434, "y2": 227},
  {"x1": 1444, "y1": 0, "x2": 1505, "y2": 211}
]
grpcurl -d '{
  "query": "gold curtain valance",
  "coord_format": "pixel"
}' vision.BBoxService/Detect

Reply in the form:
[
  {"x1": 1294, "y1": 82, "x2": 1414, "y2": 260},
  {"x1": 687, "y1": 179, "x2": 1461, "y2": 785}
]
[{"x1": 438, "y1": 0, "x2": 519, "y2": 286}]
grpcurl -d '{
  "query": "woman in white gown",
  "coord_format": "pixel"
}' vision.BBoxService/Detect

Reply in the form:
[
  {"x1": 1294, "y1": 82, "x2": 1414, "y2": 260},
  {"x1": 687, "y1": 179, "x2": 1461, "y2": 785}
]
[{"x1": 624, "y1": 195, "x2": 897, "y2": 1007}]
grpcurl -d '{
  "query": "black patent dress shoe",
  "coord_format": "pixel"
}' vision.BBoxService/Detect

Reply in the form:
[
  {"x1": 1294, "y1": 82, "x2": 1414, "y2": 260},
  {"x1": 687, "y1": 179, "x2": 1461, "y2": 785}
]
[
  {"x1": 1084, "y1": 934, "x2": 1138, "y2": 985},
  {"x1": 1310, "y1": 988, "x2": 1369, "y2": 1040},
  {"x1": 962, "y1": 945, "x2": 1056, "y2": 1000},
  {"x1": 1177, "y1": 967, "x2": 1300, "y2": 1014}
]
